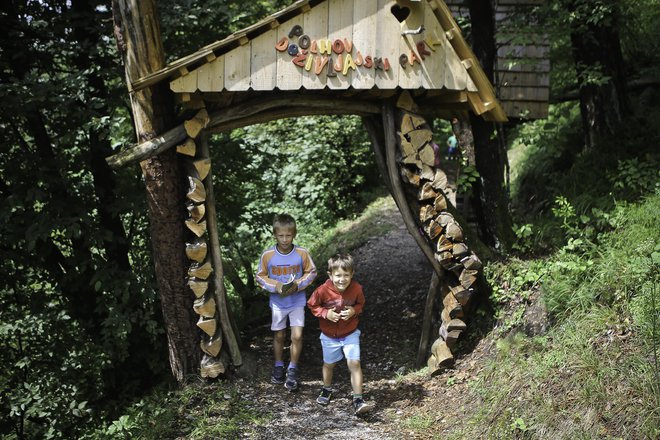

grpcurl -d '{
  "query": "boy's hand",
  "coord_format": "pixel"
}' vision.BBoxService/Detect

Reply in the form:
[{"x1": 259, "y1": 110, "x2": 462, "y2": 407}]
[
  {"x1": 339, "y1": 306, "x2": 355, "y2": 320},
  {"x1": 281, "y1": 281, "x2": 298, "y2": 296},
  {"x1": 275, "y1": 281, "x2": 283, "y2": 294},
  {"x1": 326, "y1": 309, "x2": 340, "y2": 323}
]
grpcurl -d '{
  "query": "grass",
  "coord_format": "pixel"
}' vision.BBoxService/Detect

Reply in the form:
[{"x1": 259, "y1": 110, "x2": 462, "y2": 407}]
[
  {"x1": 85, "y1": 380, "x2": 271, "y2": 439},
  {"x1": 439, "y1": 192, "x2": 660, "y2": 440}
]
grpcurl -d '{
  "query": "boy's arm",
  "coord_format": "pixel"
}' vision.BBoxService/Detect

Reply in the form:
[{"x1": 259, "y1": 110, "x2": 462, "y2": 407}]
[
  {"x1": 294, "y1": 249, "x2": 317, "y2": 291},
  {"x1": 352, "y1": 284, "x2": 365, "y2": 316},
  {"x1": 255, "y1": 251, "x2": 279, "y2": 293},
  {"x1": 306, "y1": 288, "x2": 328, "y2": 319}
]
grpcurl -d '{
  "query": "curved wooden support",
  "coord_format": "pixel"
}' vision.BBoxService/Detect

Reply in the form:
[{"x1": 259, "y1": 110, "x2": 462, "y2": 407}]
[
  {"x1": 382, "y1": 101, "x2": 443, "y2": 277},
  {"x1": 387, "y1": 100, "x2": 490, "y2": 375},
  {"x1": 199, "y1": 134, "x2": 242, "y2": 367},
  {"x1": 416, "y1": 271, "x2": 441, "y2": 368},
  {"x1": 363, "y1": 116, "x2": 392, "y2": 193}
]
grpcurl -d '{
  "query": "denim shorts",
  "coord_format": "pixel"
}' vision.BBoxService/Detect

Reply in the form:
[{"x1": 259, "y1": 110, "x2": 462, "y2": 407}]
[
  {"x1": 320, "y1": 329, "x2": 361, "y2": 364},
  {"x1": 271, "y1": 307, "x2": 305, "y2": 331}
]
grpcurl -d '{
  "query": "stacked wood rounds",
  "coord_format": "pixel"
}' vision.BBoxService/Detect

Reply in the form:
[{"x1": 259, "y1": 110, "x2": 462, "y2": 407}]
[
  {"x1": 394, "y1": 96, "x2": 483, "y2": 376},
  {"x1": 178, "y1": 108, "x2": 226, "y2": 378}
]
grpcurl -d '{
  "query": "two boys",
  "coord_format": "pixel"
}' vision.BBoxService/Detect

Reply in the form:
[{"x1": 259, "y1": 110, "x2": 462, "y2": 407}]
[{"x1": 256, "y1": 214, "x2": 372, "y2": 415}]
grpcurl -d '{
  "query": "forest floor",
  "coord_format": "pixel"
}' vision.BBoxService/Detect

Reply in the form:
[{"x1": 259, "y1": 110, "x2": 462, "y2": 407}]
[{"x1": 222, "y1": 202, "x2": 505, "y2": 440}]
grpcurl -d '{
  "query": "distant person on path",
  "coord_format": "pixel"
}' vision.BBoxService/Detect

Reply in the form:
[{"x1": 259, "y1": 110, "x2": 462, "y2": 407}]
[
  {"x1": 446, "y1": 133, "x2": 458, "y2": 160},
  {"x1": 307, "y1": 253, "x2": 373, "y2": 415},
  {"x1": 256, "y1": 213, "x2": 317, "y2": 391}
]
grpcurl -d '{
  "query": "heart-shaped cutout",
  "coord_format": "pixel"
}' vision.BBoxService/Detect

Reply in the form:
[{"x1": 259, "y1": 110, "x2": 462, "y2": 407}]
[{"x1": 391, "y1": 4, "x2": 411, "y2": 23}]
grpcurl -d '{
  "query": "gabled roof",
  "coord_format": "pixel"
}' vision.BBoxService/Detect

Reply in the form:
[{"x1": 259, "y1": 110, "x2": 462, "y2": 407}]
[{"x1": 133, "y1": 0, "x2": 506, "y2": 121}]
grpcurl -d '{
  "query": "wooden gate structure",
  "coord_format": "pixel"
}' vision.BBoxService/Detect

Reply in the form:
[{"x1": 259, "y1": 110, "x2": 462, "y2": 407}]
[{"x1": 108, "y1": 0, "x2": 512, "y2": 378}]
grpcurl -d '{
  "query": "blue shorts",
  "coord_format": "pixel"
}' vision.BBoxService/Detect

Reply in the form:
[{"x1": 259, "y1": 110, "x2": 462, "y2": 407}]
[{"x1": 320, "y1": 329, "x2": 361, "y2": 364}]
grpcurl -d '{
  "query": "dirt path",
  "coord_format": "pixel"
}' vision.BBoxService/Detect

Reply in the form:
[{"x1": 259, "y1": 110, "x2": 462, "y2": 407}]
[{"x1": 233, "y1": 206, "x2": 495, "y2": 439}]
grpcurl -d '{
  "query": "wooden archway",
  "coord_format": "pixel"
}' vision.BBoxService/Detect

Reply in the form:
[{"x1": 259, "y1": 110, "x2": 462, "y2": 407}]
[
  {"x1": 109, "y1": 0, "x2": 504, "y2": 378},
  {"x1": 109, "y1": 89, "x2": 482, "y2": 377}
]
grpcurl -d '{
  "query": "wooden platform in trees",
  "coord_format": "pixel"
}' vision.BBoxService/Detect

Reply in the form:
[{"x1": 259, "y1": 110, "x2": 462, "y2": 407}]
[{"x1": 444, "y1": 0, "x2": 549, "y2": 119}]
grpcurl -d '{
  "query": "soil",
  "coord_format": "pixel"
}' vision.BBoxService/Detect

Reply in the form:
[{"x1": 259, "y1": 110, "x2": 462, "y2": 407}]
[{"x1": 230, "y1": 205, "x2": 500, "y2": 439}]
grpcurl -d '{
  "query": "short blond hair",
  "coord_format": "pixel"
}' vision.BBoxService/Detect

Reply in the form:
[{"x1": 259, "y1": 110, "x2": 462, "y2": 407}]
[
  {"x1": 327, "y1": 253, "x2": 354, "y2": 274},
  {"x1": 273, "y1": 213, "x2": 296, "y2": 233}
]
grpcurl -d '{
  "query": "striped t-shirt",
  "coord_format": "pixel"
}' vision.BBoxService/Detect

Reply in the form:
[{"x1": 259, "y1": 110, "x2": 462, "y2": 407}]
[{"x1": 255, "y1": 244, "x2": 317, "y2": 310}]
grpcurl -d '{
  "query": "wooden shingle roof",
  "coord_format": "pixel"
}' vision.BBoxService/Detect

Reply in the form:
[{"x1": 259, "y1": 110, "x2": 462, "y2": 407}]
[{"x1": 133, "y1": 0, "x2": 507, "y2": 122}]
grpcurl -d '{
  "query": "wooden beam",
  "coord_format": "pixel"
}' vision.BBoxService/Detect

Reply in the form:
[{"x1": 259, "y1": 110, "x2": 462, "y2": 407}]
[
  {"x1": 106, "y1": 125, "x2": 187, "y2": 169},
  {"x1": 106, "y1": 96, "x2": 380, "y2": 169},
  {"x1": 383, "y1": 100, "x2": 443, "y2": 277},
  {"x1": 199, "y1": 134, "x2": 243, "y2": 367},
  {"x1": 416, "y1": 271, "x2": 443, "y2": 368}
]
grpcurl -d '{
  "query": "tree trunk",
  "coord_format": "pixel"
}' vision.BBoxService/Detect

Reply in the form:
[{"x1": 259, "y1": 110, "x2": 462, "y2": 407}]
[
  {"x1": 466, "y1": 0, "x2": 515, "y2": 251},
  {"x1": 112, "y1": 0, "x2": 200, "y2": 382},
  {"x1": 566, "y1": 0, "x2": 630, "y2": 149}
]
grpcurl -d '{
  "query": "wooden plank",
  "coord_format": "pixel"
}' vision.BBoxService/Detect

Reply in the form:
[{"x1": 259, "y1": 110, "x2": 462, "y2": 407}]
[
  {"x1": 497, "y1": 44, "x2": 550, "y2": 59},
  {"x1": 499, "y1": 85, "x2": 549, "y2": 101},
  {"x1": 302, "y1": 0, "x2": 329, "y2": 90},
  {"x1": 497, "y1": 57, "x2": 550, "y2": 73},
  {"x1": 442, "y1": 29, "x2": 466, "y2": 90},
  {"x1": 351, "y1": 0, "x2": 377, "y2": 89},
  {"x1": 276, "y1": 15, "x2": 304, "y2": 90},
  {"x1": 398, "y1": 2, "x2": 425, "y2": 90},
  {"x1": 375, "y1": 0, "x2": 399, "y2": 89},
  {"x1": 170, "y1": 71, "x2": 197, "y2": 93},
  {"x1": 501, "y1": 100, "x2": 548, "y2": 119},
  {"x1": 421, "y1": 5, "x2": 446, "y2": 89},
  {"x1": 327, "y1": 0, "x2": 354, "y2": 90},
  {"x1": 196, "y1": 61, "x2": 213, "y2": 92},
  {"x1": 224, "y1": 40, "x2": 251, "y2": 91},
  {"x1": 497, "y1": 71, "x2": 549, "y2": 87},
  {"x1": 209, "y1": 57, "x2": 225, "y2": 91},
  {"x1": 250, "y1": 27, "x2": 278, "y2": 90}
]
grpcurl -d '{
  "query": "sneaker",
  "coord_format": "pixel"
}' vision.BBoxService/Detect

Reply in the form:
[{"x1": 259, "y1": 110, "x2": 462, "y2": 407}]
[
  {"x1": 353, "y1": 397, "x2": 373, "y2": 415},
  {"x1": 284, "y1": 368, "x2": 299, "y2": 391},
  {"x1": 270, "y1": 365, "x2": 285, "y2": 384},
  {"x1": 316, "y1": 387, "x2": 332, "y2": 405}
]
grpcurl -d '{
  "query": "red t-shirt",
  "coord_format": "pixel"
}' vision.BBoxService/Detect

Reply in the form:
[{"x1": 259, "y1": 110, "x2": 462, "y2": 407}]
[{"x1": 307, "y1": 279, "x2": 365, "y2": 339}]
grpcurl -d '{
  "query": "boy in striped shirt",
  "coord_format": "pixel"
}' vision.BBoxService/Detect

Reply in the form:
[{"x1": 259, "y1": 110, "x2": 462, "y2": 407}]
[{"x1": 255, "y1": 213, "x2": 317, "y2": 391}]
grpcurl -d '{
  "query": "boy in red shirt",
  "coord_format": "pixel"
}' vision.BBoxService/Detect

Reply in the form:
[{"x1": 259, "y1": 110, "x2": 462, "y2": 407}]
[{"x1": 307, "y1": 253, "x2": 373, "y2": 415}]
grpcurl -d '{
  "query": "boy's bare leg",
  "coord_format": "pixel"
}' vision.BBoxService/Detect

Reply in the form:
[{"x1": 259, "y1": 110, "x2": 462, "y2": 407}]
[
  {"x1": 322, "y1": 362, "x2": 335, "y2": 387},
  {"x1": 273, "y1": 329, "x2": 286, "y2": 362},
  {"x1": 290, "y1": 326, "x2": 303, "y2": 365},
  {"x1": 347, "y1": 359, "x2": 363, "y2": 395}
]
